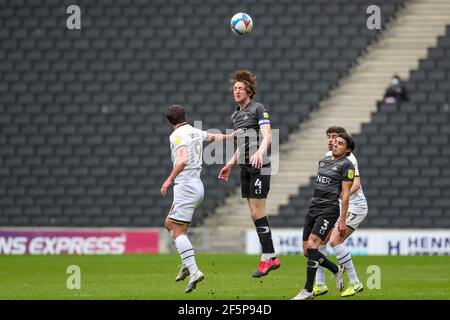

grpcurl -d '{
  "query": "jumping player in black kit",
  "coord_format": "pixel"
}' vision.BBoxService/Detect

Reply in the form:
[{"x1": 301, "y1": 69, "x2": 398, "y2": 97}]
[
  {"x1": 218, "y1": 69, "x2": 281, "y2": 277},
  {"x1": 292, "y1": 132, "x2": 356, "y2": 300}
]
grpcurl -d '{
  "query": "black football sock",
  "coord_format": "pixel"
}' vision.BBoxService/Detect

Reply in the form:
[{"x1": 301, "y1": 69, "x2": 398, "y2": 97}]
[
  {"x1": 305, "y1": 248, "x2": 320, "y2": 292},
  {"x1": 317, "y1": 250, "x2": 339, "y2": 274},
  {"x1": 254, "y1": 216, "x2": 275, "y2": 254},
  {"x1": 305, "y1": 248, "x2": 339, "y2": 292}
]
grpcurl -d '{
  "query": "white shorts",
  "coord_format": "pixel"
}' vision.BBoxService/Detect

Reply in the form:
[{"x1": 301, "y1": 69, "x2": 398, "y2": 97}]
[
  {"x1": 344, "y1": 210, "x2": 367, "y2": 230},
  {"x1": 168, "y1": 182, "x2": 204, "y2": 224}
]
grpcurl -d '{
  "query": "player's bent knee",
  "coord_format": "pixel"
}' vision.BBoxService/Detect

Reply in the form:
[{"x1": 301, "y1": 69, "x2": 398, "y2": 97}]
[
  {"x1": 251, "y1": 213, "x2": 264, "y2": 221},
  {"x1": 307, "y1": 239, "x2": 321, "y2": 250},
  {"x1": 329, "y1": 233, "x2": 344, "y2": 247},
  {"x1": 164, "y1": 217, "x2": 173, "y2": 231}
]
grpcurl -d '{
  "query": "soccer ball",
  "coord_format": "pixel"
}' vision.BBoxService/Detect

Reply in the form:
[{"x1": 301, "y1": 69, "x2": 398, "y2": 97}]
[{"x1": 230, "y1": 12, "x2": 253, "y2": 36}]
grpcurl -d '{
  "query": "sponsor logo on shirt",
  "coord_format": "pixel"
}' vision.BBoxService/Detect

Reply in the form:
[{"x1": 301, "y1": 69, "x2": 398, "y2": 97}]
[
  {"x1": 348, "y1": 169, "x2": 355, "y2": 179},
  {"x1": 316, "y1": 174, "x2": 331, "y2": 184}
]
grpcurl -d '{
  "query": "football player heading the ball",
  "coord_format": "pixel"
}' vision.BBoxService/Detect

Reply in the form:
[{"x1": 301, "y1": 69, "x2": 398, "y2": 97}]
[{"x1": 219, "y1": 69, "x2": 281, "y2": 278}]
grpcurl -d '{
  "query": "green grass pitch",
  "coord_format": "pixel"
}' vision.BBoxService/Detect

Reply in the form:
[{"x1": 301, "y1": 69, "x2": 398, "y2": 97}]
[{"x1": 0, "y1": 254, "x2": 449, "y2": 299}]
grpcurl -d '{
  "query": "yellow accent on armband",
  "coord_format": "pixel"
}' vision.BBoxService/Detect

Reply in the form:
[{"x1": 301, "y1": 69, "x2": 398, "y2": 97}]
[{"x1": 348, "y1": 169, "x2": 355, "y2": 179}]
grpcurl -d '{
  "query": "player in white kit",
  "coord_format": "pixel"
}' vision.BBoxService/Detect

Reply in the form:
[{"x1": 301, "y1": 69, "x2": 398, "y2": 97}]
[
  {"x1": 313, "y1": 126, "x2": 368, "y2": 297},
  {"x1": 161, "y1": 105, "x2": 233, "y2": 293}
]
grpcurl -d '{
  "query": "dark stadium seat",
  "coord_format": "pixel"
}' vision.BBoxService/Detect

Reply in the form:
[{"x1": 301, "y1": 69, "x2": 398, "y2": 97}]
[
  {"x1": 272, "y1": 23, "x2": 450, "y2": 228},
  {"x1": 0, "y1": 0, "x2": 405, "y2": 227}
]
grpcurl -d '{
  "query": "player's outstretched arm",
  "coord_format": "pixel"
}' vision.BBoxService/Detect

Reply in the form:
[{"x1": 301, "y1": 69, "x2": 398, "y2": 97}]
[
  {"x1": 160, "y1": 146, "x2": 188, "y2": 197},
  {"x1": 206, "y1": 132, "x2": 235, "y2": 142}
]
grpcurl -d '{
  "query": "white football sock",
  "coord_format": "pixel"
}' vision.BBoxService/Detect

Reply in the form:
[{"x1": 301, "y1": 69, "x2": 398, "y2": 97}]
[
  {"x1": 332, "y1": 244, "x2": 360, "y2": 284},
  {"x1": 175, "y1": 235, "x2": 198, "y2": 275},
  {"x1": 315, "y1": 244, "x2": 328, "y2": 285},
  {"x1": 261, "y1": 253, "x2": 276, "y2": 261},
  {"x1": 170, "y1": 231, "x2": 185, "y2": 267}
]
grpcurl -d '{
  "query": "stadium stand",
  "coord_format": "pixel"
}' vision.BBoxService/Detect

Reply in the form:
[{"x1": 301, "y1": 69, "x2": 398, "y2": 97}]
[
  {"x1": 0, "y1": 0, "x2": 404, "y2": 227},
  {"x1": 272, "y1": 24, "x2": 450, "y2": 228}
]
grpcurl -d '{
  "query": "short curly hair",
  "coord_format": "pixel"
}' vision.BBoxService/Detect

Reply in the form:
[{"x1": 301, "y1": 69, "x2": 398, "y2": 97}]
[
  {"x1": 230, "y1": 69, "x2": 257, "y2": 99},
  {"x1": 338, "y1": 132, "x2": 355, "y2": 154},
  {"x1": 326, "y1": 126, "x2": 347, "y2": 135}
]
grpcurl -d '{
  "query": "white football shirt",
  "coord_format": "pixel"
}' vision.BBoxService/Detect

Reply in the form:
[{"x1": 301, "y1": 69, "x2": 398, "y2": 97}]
[{"x1": 169, "y1": 124, "x2": 208, "y2": 183}]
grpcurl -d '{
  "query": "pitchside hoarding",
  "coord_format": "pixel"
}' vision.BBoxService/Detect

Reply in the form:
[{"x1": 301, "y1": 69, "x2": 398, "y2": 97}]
[
  {"x1": 246, "y1": 229, "x2": 450, "y2": 255},
  {"x1": 0, "y1": 229, "x2": 159, "y2": 255}
]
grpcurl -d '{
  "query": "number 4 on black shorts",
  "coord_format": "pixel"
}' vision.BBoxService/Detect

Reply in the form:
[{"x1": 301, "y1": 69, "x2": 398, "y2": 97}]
[{"x1": 240, "y1": 166, "x2": 271, "y2": 199}]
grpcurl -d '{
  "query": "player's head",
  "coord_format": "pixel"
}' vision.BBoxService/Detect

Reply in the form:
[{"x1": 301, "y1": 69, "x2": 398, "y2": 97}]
[
  {"x1": 166, "y1": 104, "x2": 187, "y2": 127},
  {"x1": 332, "y1": 132, "x2": 355, "y2": 158},
  {"x1": 230, "y1": 69, "x2": 257, "y2": 104},
  {"x1": 326, "y1": 126, "x2": 347, "y2": 151}
]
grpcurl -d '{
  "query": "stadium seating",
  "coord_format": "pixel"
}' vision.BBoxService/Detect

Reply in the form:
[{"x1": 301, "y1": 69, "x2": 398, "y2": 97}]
[
  {"x1": 0, "y1": 0, "x2": 404, "y2": 227},
  {"x1": 272, "y1": 24, "x2": 450, "y2": 228}
]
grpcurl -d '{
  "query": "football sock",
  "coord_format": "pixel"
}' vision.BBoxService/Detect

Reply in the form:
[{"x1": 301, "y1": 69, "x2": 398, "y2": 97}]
[
  {"x1": 175, "y1": 235, "x2": 198, "y2": 275},
  {"x1": 315, "y1": 244, "x2": 328, "y2": 285},
  {"x1": 305, "y1": 248, "x2": 320, "y2": 292},
  {"x1": 254, "y1": 216, "x2": 275, "y2": 260},
  {"x1": 333, "y1": 244, "x2": 360, "y2": 284},
  {"x1": 317, "y1": 249, "x2": 339, "y2": 275},
  {"x1": 305, "y1": 248, "x2": 339, "y2": 291},
  {"x1": 170, "y1": 231, "x2": 185, "y2": 268},
  {"x1": 261, "y1": 253, "x2": 277, "y2": 261}
]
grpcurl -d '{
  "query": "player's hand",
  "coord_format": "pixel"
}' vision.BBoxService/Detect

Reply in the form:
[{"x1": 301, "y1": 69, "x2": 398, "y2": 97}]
[
  {"x1": 218, "y1": 166, "x2": 231, "y2": 181},
  {"x1": 160, "y1": 178, "x2": 173, "y2": 197},
  {"x1": 338, "y1": 220, "x2": 346, "y2": 237},
  {"x1": 250, "y1": 151, "x2": 263, "y2": 169}
]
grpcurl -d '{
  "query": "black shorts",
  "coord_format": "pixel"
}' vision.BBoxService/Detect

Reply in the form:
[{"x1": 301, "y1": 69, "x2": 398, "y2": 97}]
[
  {"x1": 302, "y1": 206, "x2": 340, "y2": 241},
  {"x1": 240, "y1": 164, "x2": 271, "y2": 199}
]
